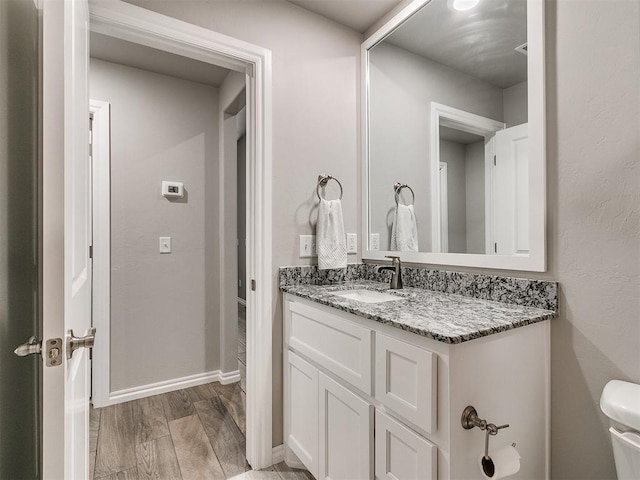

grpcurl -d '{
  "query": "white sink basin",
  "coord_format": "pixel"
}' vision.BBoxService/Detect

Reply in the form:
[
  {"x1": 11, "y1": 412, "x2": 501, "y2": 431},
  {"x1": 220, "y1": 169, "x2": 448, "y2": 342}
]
[{"x1": 332, "y1": 289, "x2": 402, "y2": 304}]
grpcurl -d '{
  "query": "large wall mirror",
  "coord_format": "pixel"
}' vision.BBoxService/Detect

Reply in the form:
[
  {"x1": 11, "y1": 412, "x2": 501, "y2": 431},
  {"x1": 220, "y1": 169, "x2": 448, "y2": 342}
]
[{"x1": 362, "y1": 0, "x2": 546, "y2": 271}]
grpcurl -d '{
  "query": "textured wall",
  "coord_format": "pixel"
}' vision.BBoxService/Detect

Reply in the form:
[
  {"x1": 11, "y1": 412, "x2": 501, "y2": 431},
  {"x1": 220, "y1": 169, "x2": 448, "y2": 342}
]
[
  {"x1": 90, "y1": 59, "x2": 220, "y2": 392},
  {"x1": 546, "y1": 1, "x2": 640, "y2": 478}
]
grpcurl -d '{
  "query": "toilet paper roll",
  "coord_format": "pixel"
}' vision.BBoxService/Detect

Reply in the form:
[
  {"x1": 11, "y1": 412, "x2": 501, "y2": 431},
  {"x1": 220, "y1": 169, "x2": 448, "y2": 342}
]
[{"x1": 478, "y1": 445, "x2": 521, "y2": 479}]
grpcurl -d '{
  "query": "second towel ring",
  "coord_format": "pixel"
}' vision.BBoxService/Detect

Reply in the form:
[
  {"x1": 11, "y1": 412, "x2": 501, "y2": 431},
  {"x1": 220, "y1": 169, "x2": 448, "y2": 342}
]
[
  {"x1": 317, "y1": 174, "x2": 343, "y2": 201},
  {"x1": 394, "y1": 182, "x2": 415, "y2": 206}
]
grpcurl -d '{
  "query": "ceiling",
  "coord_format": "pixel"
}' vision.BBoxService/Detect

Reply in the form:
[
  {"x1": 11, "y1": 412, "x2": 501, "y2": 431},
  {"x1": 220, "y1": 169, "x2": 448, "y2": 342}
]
[
  {"x1": 286, "y1": 0, "x2": 402, "y2": 33},
  {"x1": 90, "y1": 32, "x2": 231, "y2": 87},
  {"x1": 384, "y1": 0, "x2": 527, "y2": 88}
]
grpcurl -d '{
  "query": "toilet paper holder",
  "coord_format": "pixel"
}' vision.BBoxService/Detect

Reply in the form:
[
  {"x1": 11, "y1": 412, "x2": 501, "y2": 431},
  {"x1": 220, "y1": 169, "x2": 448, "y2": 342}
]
[{"x1": 461, "y1": 406, "x2": 514, "y2": 477}]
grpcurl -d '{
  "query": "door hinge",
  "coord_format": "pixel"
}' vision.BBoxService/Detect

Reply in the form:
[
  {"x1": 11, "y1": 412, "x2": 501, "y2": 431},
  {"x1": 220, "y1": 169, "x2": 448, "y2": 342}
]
[
  {"x1": 493, "y1": 155, "x2": 496, "y2": 166},
  {"x1": 494, "y1": 242, "x2": 498, "y2": 253},
  {"x1": 251, "y1": 279, "x2": 256, "y2": 291},
  {"x1": 89, "y1": 245, "x2": 93, "y2": 259}
]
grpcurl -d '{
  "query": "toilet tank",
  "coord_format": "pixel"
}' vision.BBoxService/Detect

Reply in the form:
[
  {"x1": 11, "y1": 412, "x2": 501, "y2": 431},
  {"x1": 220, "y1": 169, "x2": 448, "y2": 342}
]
[{"x1": 601, "y1": 380, "x2": 640, "y2": 480}]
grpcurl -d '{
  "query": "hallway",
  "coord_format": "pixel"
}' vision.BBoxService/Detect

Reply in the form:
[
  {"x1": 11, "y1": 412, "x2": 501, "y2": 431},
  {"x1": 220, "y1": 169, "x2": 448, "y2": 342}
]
[{"x1": 90, "y1": 305, "x2": 311, "y2": 479}]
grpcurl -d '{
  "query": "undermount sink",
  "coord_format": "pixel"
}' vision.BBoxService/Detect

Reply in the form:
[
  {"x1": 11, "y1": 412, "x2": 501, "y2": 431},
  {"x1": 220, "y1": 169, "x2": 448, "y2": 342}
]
[{"x1": 332, "y1": 289, "x2": 403, "y2": 304}]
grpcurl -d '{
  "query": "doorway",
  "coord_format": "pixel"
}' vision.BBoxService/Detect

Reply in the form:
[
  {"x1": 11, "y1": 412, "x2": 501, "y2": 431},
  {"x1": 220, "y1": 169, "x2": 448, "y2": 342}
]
[{"x1": 83, "y1": 0, "x2": 274, "y2": 471}]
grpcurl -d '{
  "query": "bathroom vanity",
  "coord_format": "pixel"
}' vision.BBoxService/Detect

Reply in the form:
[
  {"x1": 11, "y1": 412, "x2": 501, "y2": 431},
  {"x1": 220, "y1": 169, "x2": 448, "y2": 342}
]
[{"x1": 281, "y1": 279, "x2": 555, "y2": 480}]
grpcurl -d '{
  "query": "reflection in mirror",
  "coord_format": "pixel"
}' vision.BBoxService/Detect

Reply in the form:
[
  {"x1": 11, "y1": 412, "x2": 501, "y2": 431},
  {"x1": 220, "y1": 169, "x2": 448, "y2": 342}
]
[{"x1": 368, "y1": 0, "x2": 532, "y2": 258}]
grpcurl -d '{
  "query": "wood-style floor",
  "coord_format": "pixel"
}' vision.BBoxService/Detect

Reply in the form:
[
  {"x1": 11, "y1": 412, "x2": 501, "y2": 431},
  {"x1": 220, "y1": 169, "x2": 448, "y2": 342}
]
[{"x1": 90, "y1": 304, "x2": 312, "y2": 480}]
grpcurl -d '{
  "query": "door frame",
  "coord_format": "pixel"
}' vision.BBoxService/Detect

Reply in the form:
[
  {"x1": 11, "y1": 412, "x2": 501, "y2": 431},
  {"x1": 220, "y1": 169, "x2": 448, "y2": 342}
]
[
  {"x1": 89, "y1": 99, "x2": 111, "y2": 408},
  {"x1": 90, "y1": 1, "x2": 274, "y2": 469},
  {"x1": 430, "y1": 102, "x2": 504, "y2": 253},
  {"x1": 44, "y1": 0, "x2": 274, "y2": 472}
]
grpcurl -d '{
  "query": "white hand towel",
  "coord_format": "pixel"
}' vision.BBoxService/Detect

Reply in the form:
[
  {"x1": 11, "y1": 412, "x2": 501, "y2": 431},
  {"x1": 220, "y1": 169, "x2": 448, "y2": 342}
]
[
  {"x1": 390, "y1": 204, "x2": 419, "y2": 252},
  {"x1": 317, "y1": 199, "x2": 347, "y2": 270}
]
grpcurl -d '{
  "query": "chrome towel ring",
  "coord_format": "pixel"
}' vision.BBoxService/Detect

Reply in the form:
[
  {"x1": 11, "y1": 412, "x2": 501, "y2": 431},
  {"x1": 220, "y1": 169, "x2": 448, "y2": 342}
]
[
  {"x1": 394, "y1": 182, "x2": 415, "y2": 206},
  {"x1": 317, "y1": 174, "x2": 343, "y2": 201}
]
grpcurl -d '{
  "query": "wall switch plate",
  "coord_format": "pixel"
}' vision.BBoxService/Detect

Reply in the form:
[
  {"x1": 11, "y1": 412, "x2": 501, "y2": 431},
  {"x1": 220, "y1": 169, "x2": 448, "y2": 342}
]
[
  {"x1": 346, "y1": 233, "x2": 357, "y2": 254},
  {"x1": 299, "y1": 235, "x2": 316, "y2": 258},
  {"x1": 159, "y1": 237, "x2": 172, "y2": 253},
  {"x1": 370, "y1": 233, "x2": 380, "y2": 251}
]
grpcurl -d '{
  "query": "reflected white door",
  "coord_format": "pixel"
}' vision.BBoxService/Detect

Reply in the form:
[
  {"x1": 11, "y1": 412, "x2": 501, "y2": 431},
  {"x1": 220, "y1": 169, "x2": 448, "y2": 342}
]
[{"x1": 492, "y1": 123, "x2": 529, "y2": 255}]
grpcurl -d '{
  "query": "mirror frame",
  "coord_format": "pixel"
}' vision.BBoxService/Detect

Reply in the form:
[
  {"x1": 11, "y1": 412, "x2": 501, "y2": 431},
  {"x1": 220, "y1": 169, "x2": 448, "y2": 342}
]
[{"x1": 361, "y1": 0, "x2": 546, "y2": 271}]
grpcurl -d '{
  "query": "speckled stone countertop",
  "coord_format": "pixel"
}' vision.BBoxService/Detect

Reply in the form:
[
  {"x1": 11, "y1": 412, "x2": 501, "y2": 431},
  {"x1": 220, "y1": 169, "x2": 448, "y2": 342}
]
[{"x1": 281, "y1": 280, "x2": 557, "y2": 344}]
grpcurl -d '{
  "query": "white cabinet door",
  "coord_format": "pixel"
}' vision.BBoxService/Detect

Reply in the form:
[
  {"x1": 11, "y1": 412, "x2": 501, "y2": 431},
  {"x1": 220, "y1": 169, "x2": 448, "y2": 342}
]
[
  {"x1": 287, "y1": 351, "x2": 319, "y2": 478},
  {"x1": 375, "y1": 410, "x2": 437, "y2": 480},
  {"x1": 319, "y1": 373, "x2": 373, "y2": 479},
  {"x1": 375, "y1": 333, "x2": 437, "y2": 434}
]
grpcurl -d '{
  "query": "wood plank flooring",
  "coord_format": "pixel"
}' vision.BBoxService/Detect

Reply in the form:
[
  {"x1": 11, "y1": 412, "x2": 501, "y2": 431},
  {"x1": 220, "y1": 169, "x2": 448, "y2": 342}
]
[{"x1": 91, "y1": 303, "x2": 312, "y2": 480}]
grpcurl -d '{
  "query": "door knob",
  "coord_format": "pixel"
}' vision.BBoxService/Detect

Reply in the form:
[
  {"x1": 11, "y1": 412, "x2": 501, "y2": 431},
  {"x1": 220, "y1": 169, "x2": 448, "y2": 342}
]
[
  {"x1": 14, "y1": 336, "x2": 42, "y2": 357},
  {"x1": 66, "y1": 327, "x2": 96, "y2": 360}
]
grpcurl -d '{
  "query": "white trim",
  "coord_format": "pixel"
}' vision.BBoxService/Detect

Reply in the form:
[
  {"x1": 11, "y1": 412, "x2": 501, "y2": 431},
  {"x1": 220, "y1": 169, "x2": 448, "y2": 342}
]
[
  {"x1": 362, "y1": 0, "x2": 547, "y2": 272},
  {"x1": 272, "y1": 444, "x2": 285, "y2": 465},
  {"x1": 88, "y1": 1, "x2": 273, "y2": 469},
  {"x1": 438, "y1": 162, "x2": 448, "y2": 253},
  {"x1": 431, "y1": 103, "x2": 504, "y2": 253},
  {"x1": 238, "y1": 297, "x2": 247, "y2": 306},
  {"x1": 89, "y1": 100, "x2": 111, "y2": 409},
  {"x1": 105, "y1": 369, "x2": 240, "y2": 406}
]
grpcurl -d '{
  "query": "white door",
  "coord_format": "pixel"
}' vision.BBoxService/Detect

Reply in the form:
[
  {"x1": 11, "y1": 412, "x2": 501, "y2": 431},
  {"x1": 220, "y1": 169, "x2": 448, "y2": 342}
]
[
  {"x1": 492, "y1": 123, "x2": 529, "y2": 255},
  {"x1": 287, "y1": 352, "x2": 319, "y2": 477},
  {"x1": 42, "y1": 0, "x2": 93, "y2": 477},
  {"x1": 319, "y1": 373, "x2": 373, "y2": 480}
]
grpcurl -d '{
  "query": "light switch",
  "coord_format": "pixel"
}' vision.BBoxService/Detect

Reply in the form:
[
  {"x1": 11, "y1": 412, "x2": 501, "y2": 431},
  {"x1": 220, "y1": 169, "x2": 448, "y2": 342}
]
[
  {"x1": 346, "y1": 233, "x2": 357, "y2": 254},
  {"x1": 159, "y1": 237, "x2": 172, "y2": 253}
]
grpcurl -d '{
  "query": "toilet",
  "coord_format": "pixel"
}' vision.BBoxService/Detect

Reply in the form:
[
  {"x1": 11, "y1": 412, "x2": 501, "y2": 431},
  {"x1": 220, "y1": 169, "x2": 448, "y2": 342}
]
[{"x1": 600, "y1": 380, "x2": 640, "y2": 479}]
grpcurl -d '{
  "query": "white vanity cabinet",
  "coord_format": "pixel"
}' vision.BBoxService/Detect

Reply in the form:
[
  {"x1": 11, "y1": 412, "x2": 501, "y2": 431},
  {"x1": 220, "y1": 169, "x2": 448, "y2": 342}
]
[{"x1": 283, "y1": 293, "x2": 550, "y2": 480}]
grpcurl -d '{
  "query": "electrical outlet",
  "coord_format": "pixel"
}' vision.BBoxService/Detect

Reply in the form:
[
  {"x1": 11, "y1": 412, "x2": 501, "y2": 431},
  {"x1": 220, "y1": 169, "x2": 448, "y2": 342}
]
[
  {"x1": 370, "y1": 233, "x2": 380, "y2": 251},
  {"x1": 299, "y1": 235, "x2": 317, "y2": 258},
  {"x1": 346, "y1": 233, "x2": 357, "y2": 254}
]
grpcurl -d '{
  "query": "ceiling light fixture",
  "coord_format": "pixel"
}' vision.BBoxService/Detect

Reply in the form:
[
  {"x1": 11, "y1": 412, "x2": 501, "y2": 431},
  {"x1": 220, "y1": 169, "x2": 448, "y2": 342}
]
[{"x1": 452, "y1": 0, "x2": 479, "y2": 11}]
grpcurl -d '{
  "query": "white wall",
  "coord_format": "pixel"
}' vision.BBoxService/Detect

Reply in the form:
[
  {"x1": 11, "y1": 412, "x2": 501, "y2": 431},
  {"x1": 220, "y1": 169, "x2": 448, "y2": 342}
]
[
  {"x1": 464, "y1": 141, "x2": 485, "y2": 254},
  {"x1": 503, "y1": 81, "x2": 528, "y2": 127},
  {"x1": 90, "y1": 59, "x2": 221, "y2": 392},
  {"x1": 368, "y1": 42, "x2": 504, "y2": 251},
  {"x1": 440, "y1": 140, "x2": 467, "y2": 253},
  {"x1": 546, "y1": 1, "x2": 640, "y2": 478}
]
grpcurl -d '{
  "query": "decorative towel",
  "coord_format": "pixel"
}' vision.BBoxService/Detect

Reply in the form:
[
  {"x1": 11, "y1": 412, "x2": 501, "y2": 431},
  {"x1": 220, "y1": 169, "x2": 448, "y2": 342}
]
[
  {"x1": 390, "y1": 204, "x2": 419, "y2": 252},
  {"x1": 317, "y1": 199, "x2": 347, "y2": 270}
]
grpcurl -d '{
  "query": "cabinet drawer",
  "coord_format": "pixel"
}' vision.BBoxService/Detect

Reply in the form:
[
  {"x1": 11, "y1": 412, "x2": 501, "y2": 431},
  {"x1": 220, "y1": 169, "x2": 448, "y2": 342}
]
[
  {"x1": 287, "y1": 300, "x2": 373, "y2": 394},
  {"x1": 375, "y1": 409, "x2": 437, "y2": 480},
  {"x1": 375, "y1": 333, "x2": 437, "y2": 433}
]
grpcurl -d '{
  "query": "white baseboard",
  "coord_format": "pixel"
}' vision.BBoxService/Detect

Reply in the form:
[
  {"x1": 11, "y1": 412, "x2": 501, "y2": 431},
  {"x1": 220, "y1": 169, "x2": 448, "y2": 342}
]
[
  {"x1": 238, "y1": 297, "x2": 247, "y2": 306},
  {"x1": 105, "y1": 369, "x2": 239, "y2": 405},
  {"x1": 272, "y1": 444, "x2": 285, "y2": 464},
  {"x1": 282, "y1": 444, "x2": 306, "y2": 470},
  {"x1": 219, "y1": 369, "x2": 241, "y2": 385}
]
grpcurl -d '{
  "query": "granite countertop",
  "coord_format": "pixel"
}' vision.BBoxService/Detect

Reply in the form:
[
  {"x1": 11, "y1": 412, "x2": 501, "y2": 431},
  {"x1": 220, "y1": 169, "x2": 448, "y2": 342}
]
[{"x1": 281, "y1": 280, "x2": 557, "y2": 344}]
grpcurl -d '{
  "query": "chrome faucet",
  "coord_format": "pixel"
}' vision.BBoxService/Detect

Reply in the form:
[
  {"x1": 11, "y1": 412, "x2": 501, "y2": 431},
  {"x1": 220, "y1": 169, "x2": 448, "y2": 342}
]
[{"x1": 377, "y1": 255, "x2": 403, "y2": 289}]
